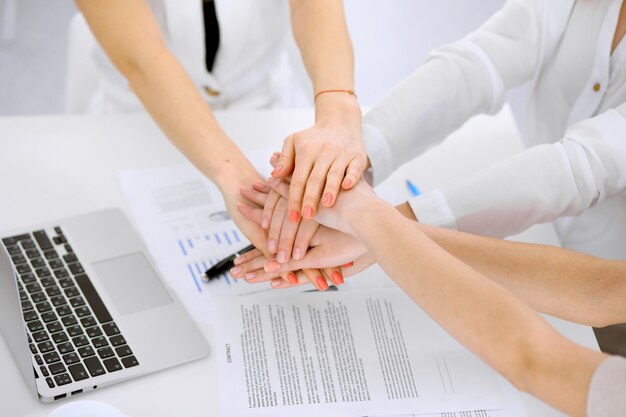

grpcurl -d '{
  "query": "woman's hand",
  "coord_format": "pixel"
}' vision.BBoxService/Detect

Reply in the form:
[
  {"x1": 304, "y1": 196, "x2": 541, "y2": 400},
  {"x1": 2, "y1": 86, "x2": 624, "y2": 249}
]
[{"x1": 271, "y1": 94, "x2": 367, "y2": 222}]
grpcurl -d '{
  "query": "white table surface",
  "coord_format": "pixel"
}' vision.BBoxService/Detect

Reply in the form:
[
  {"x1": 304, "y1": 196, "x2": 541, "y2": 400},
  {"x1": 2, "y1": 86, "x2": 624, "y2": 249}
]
[{"x1": 0, "y1": 106, "x2": 598, "y2": 417}]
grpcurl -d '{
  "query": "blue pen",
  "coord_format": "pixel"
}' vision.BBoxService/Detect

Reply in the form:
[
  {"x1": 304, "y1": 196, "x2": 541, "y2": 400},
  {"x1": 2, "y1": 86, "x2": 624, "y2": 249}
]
[{"x1": 406, "y1": 179, "x2": 421, "y2": 197}]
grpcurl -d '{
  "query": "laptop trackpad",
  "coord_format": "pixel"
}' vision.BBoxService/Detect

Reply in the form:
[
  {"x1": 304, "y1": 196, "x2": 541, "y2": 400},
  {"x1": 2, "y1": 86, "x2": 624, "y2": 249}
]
[{"x1": 92, "y1": 253, "x2": 172, "y2": 315}]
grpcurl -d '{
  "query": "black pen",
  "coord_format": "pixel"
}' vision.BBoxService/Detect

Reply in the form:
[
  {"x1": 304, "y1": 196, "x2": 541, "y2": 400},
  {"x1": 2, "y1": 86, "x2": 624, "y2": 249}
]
[{"x1": 202, "y1": 244, "x2": 255, "y2": 281}]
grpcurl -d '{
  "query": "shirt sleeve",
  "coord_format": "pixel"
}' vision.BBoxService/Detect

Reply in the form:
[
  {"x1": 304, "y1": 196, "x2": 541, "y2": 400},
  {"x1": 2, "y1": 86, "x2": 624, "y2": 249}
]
[
  {"x1": 587, "y1": 356, "x2": 626, "y2": 417},
  {"x1": 411, "y1": 105, "x2": 626, "y2": 237},
  {"x1": 363, "y1": 0, "x2": 541, "y2": 185}
]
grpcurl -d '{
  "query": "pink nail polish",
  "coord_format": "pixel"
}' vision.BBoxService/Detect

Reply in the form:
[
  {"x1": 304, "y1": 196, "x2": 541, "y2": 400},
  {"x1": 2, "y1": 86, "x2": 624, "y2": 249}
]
[
  {"x1": 244, "y1": 272, "x2": 256, "y2": 280},
  {"x1": 230, "y1": 267, "x2": 242, "y2": 276},
  {"x1": 288, "y1": 273, "x2": 298, "y2": 285},
  {"x1": 289, "y1": 210, "x2": 301, "y2": 223},
  {"x1": 322, "y1": 193, "x2": 333, "y2": 206},
  {"x1": 342, "y1": 178, "x2": 352, "y2": 188},
  {"x1": 265, "y1": 261, "x2": 281, "y2": 273},
  {"x1": 302, "y1": 206, "x2": 314, "y2": 219},
  {"x1": 277, "y1": 250, "x2": 286, "y2": 263},
  {"x1": 271, "y1": 279, "x2": 281, "y2": 288},
  {"x1": 293, "y1": 247, "x2": 302, "y2": 260},
  {"x1": 268, "y1": 239, "x2": 277, "y2": 253},
  {"x1": 261, "y1": 217, "x2": 270, "y2": 229},
  {"x1": 233, "y1": 256, "x2": 243, "y2": 265},
  {"x1": 317, "y1": 276, "x2": 329, "y2": 291},
  {"x1": 332, "y1": 271, "x2": 344, "y2": 285}
]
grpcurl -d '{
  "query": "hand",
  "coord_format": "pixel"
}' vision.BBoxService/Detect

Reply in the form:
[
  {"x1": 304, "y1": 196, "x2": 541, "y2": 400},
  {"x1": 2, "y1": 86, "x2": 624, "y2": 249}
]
[{"x1": 271, "y1": 93, "x2": 366, "y2": 222}]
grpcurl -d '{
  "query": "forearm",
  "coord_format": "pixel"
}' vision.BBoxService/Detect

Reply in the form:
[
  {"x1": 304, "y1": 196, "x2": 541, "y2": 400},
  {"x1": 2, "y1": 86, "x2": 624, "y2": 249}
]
[
  {"x1": 415, "y1": 223, "x2": 626, "y2": 327},
  {"x1": 348, "y1": 202, "x2": 604, "y2": 416}
]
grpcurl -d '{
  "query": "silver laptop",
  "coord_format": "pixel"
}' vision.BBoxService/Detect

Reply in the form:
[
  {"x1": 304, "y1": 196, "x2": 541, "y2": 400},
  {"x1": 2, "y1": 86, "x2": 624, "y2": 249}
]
[{"x1": 0, "y1": 208, "x2": 210, "y2": 402}]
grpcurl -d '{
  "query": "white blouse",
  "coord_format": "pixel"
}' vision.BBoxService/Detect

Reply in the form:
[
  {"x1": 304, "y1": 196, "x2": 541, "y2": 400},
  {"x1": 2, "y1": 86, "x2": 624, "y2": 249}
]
[{"x1": 363, "y1": 0, "x2": 626, "y2": 259}]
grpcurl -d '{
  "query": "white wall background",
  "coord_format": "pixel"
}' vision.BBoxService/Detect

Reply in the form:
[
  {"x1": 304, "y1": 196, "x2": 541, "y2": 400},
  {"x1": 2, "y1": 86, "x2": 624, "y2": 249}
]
[{"x1": 0, "y1": 0, "x2": 509, "y2": 115}]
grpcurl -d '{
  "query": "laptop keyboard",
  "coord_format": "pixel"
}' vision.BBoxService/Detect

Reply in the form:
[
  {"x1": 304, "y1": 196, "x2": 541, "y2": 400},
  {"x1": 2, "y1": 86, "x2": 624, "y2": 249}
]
[{"x1": 2, "y1": 227, "x2": 139, "y2": 390}]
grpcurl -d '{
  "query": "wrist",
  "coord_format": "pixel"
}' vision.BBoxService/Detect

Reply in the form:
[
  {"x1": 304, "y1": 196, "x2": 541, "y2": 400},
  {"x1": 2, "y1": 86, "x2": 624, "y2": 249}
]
[
  {"x1": 314, "y1": 92, "x2": 361, "y2": 127},
  {"x1": 345, "y1": 198, "x2": 390, "y2": 235},
  {"x1": 212, "y1": 156, "x2": 261, "y2": 195}
]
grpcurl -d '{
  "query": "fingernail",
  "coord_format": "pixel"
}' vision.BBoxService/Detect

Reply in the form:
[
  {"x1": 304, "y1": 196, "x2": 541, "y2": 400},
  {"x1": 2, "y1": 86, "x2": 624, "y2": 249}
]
[
  {"x1": 289, "y1": 210, "x2": 301, "y2": 223},
  {"x1": 271, "y1": 279, "x2": 281, "y2": 288},
  {"x1": 332, "y1": 271, "x2": 344, "y2": 285},
  {"x1": 261, "y1": 217, "x2": 270, "y2": 229},
  {"x1": 342, "y1": 178, "x2": 352, "y2": 188},
  {"x1": 233, "y1": 256, "x2": 243, "y2": 265},
  {"x1": 317, "y1": 276, "x2": 329, "y2": 291},
  {"x1": 277, "y1": 250, "x2": 287, "y2": 263},
  {"x1": 268, "y1": 239, "x2": 277, "y2": 253},
  {"x1": 244, "y1": 272, "x2": 256, "y2": 280},
  {"x1": 271, "y1": 166, "x2": 283, "y2": 176},
  {"x1": 288, "y1": 273, "x2": 298, "y2": 285},
  {"x1": 302, "y1": 206, "x2": 314, "y2": 219},
  {"x1": 265, "y1": 261, "x2": 281, "y2": 273},
  {"x1": 293, "y1": 247, "x2": 302, "y2": 260},
  {"x1": 230, "y1": 267, "x2": 242, "y2": 276},
  {"x1": 322, "y1": 193, "x2": 333, "y2": 206},
  {"x1": 342, "y1": 262, "x2": 354, "y2": 268}
]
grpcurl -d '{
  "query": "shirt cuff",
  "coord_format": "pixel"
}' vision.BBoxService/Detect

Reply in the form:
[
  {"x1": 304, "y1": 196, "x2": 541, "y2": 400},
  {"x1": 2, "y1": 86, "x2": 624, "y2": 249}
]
[
  {"x1": 408, "y1": 190, "x2": 459, "y2": 230},
  {"x1": 362, "y1": 123, "x2": 394, "y2": 186}
]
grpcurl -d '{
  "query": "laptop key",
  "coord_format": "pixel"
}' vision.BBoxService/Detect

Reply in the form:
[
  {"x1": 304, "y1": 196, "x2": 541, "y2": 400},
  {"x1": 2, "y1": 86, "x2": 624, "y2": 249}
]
[
  {"x1": 92, "y1": 336, "x2": 108, "y2": 349},
  {"x1": 40, "y1": 277, "x2": 56, "y2": 288},
  {"x1": 22, "y1": 239, "x2": 36, "y2": 249},
  {"x1": 36, "y1": 302, "x2": 52, "y2": 313},
  {"x1": 57, "y1": 342, "x2": 74, "y2": 355},
  {"x1": 19, "y1": 290, "x2": 28, "y2": 301},
  {"x1": 102, "y1": 322, "x2": 120, "y2": 336},
  {"x1": 64, "y1": 287, "x2": 79, "y2": 298},
  {"x1": 37, "y1": 341, "x2": 54, "y2": 353},
  {"x1": 57, "y1": 305, "x2": 72, "y2": 317},
  {"x1": 54, "y1": 268, "x2": 69, "y2": 279},
  {"x1": 46, "y1": 321, "x2": 62, "y2": 333},
  {"x1": 31, "y1": 292, "x2": 47, "y2": 303},
  {"x1": 49, "y1": 362, "x2": 66, "y2": 375},
  {"x1": 75, "y1": 306, "x2": 91, "y2": 318},
  {"x1": 32, "y1": 330, "x2": 49, "y2": 343},
  {"x1": 63, "y1": 352, "x2": 80, "y2": 365},
  {"x1": 63, "y1": 253, "x2": 77, "y2": 263},
  {"x1": 74, "y1": 274, "x2": 113, "y2": 324},
  {"x1": 98, "y1": 347, "x2": 114, "y2": 359},
  {"x1": 78, "y1": 346, "x2": 95, "y2": 358},
  {"x1": 46, "y1": 285, "x2": 61, "y2": 297},
  {"x1": 59, "y1": 278, "x2": 73, "y2": 288},
  {"x1": 68, "y1": 263, "x2": 84, "y2": 275},
  {"x1": 45, "y1": 377, "x2": 55, "y2": 388},
  {"x1": 29, "y1": 343, "x2": 37, "y2": 354},
  {"x1": 21, "y1": 301, "x2": 33, "y2": 312},
  {"x1": 103, "y1": 357, "x2": 123, "y2": 373},
  {"x1": 11, "y1": 254, "x2": 26, "y2": 265},
  {"x1": 49, "y1": 259, "x2": 63, "y2": 269},
  {"x1": 80, "y1": 316, "x2": 96, "y2": 328},
  {"x1": 25, "y1": 283, "x2": 41, "y2": 293},
  {"x1": 35, "y1": 267, "x2": 51, "y2": 278},
  {"x1": 34, "y1": 354, "x2": 43, "y2": 366},
  {"x1": 26, "y1": 249, "x2": 41, "y2": 259},
  {"x1": 61, "y1": 315, "x2": 77, "y2": 326},
  {"x1": 84, "y1": 356, "x2": 106, "y2": 377},
  {"x1": 27, "y1": 320, "x2": 43, "y2": 332},
  {"x1": 72, "y1": 335, "x2": 89, "y2": 347},
  {"x1": 54, "y1": 226, "x2": 63, "y2": 235},
  {"x1": 50, "y1": 296, "x2": 66, "y2": 307},
  {"x1": 31, "y1": 258, "x2": 46, "y2": 268},
  {"x1": 23, "y1": 310, "x2": 38, "y2": 322},
  {"x1": 115, "y1": 345, "x2": 133, "y2": 358},
  {"x1": 53, "y1": 236, "x2": 67, "y2": 245},
  {"x1": 67, "y1": 325, "x2": 82, "y2": 337},
  {"x1": 17, "y1": 263, "x2": 32, "y2": 274},
  {"x1": 33, "y1": 230, "x2": 53, "y2": 251},
  {"x1": 64, "y1": 244, "x2": 73, "y2": 253},
  {"x1": 2, "y1": 234, "x2": 30, "y2": 245},
  {"x1": 43, "y1": 351, "x2": 61, "y2": 364},
  {"x1": 86, "y1": 326, "x2": 102, "y2": 338},
  {"x1": 121, "y1": 356, "x2": 139, "y2": 368},
  {"x1": 6, "y1": 244, "x2": 21, "y2": 255},
  {"x1": 109, "y1": 335, "x2": 126, "y2": 347},
  {"x1": 21, "y1": 273, "x2": 36, "y2": 284},
  {"x1": 52, "y1": 332, "x2": 68, "y2": 344},
  {"x1": 40, "y1": 311, "x2": 57, "y2": 323},
  {"x1": 70, "y1": 297, "x2": 85, "y2": 308},
  {"x1": 40, "y1": 365, "x2": 49, "y2": 377},
  {"x1": 54, "y1": 373, "x2": 72, "y2": 386},
  {"x1": 43, "y1": 250, "x2": 59, "y2": 260},
  {"x1": 68, "y1": 363, "x2": 89, "y2": 381}
]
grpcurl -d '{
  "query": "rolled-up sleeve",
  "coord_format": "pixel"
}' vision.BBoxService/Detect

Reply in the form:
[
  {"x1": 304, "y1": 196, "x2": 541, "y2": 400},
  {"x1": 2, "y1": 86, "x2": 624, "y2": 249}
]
[
  {"x1": 363, "y1": 0, "x2": 541, "y2": 185},
  {"x1": 411, "y1": 105, "x2": 626, "y2": 237}
]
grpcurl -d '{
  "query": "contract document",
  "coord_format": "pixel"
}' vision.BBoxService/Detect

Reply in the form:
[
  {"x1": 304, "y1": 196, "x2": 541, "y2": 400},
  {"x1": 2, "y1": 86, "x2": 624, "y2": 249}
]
[{"x1": 213, "y1": 287, "x2": 514, "y2": 416}]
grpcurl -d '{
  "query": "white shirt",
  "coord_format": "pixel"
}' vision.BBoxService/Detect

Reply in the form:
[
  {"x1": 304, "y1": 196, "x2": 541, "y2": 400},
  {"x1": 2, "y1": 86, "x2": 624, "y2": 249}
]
[
  {"x1": 90, "y1": 0, "x2": 292, "y2": 113},
  {"x1": 363, "y1": 0, "x2": 626, "y2": 259}
]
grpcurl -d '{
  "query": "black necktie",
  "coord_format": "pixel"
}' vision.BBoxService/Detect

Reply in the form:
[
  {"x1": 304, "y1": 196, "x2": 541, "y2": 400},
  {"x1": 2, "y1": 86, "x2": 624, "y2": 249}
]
[{"x1": 203, "y1": 0, "x2": 220, "y2": 72}]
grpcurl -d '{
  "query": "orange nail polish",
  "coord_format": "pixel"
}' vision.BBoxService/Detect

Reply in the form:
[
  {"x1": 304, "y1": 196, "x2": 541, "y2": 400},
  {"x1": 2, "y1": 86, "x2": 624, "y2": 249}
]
[
  {"x1": 317, "y1": 276, "x2": 329, "y2": 291},
  {"x1": 271, "y1": 166, "x2": 283, "y2": 176},
  {"x1": 342, "y1": 262, "x2": 354, "y2": 268},
  {"x1": 289, "y1": 210, "x2": 300, "y2": 223},
  {"x1": 332, "y1": 271, "x2": 344, "y2": 285},
  {"x1": 322, "y1": 193, "x2": 333, "y2": 206},
  {"x1": 302, "y1": 206, "x2": 314, "y2": 218},
  {"x1": 288, "y1": 273, "x2": 298, "y2": 285}
]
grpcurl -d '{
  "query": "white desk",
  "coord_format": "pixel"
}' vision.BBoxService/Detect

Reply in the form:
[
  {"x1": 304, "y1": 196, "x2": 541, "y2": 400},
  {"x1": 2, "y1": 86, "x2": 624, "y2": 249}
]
[{"x1": 0, "y1": 107, "x2": 598, "y2": 417}]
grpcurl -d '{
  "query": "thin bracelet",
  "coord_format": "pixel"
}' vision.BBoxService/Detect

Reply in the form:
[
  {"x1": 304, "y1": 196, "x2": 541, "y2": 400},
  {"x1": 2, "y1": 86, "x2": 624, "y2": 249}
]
[{"x1": 314, "y1": 89, "x2": 357, "y2": 102}]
